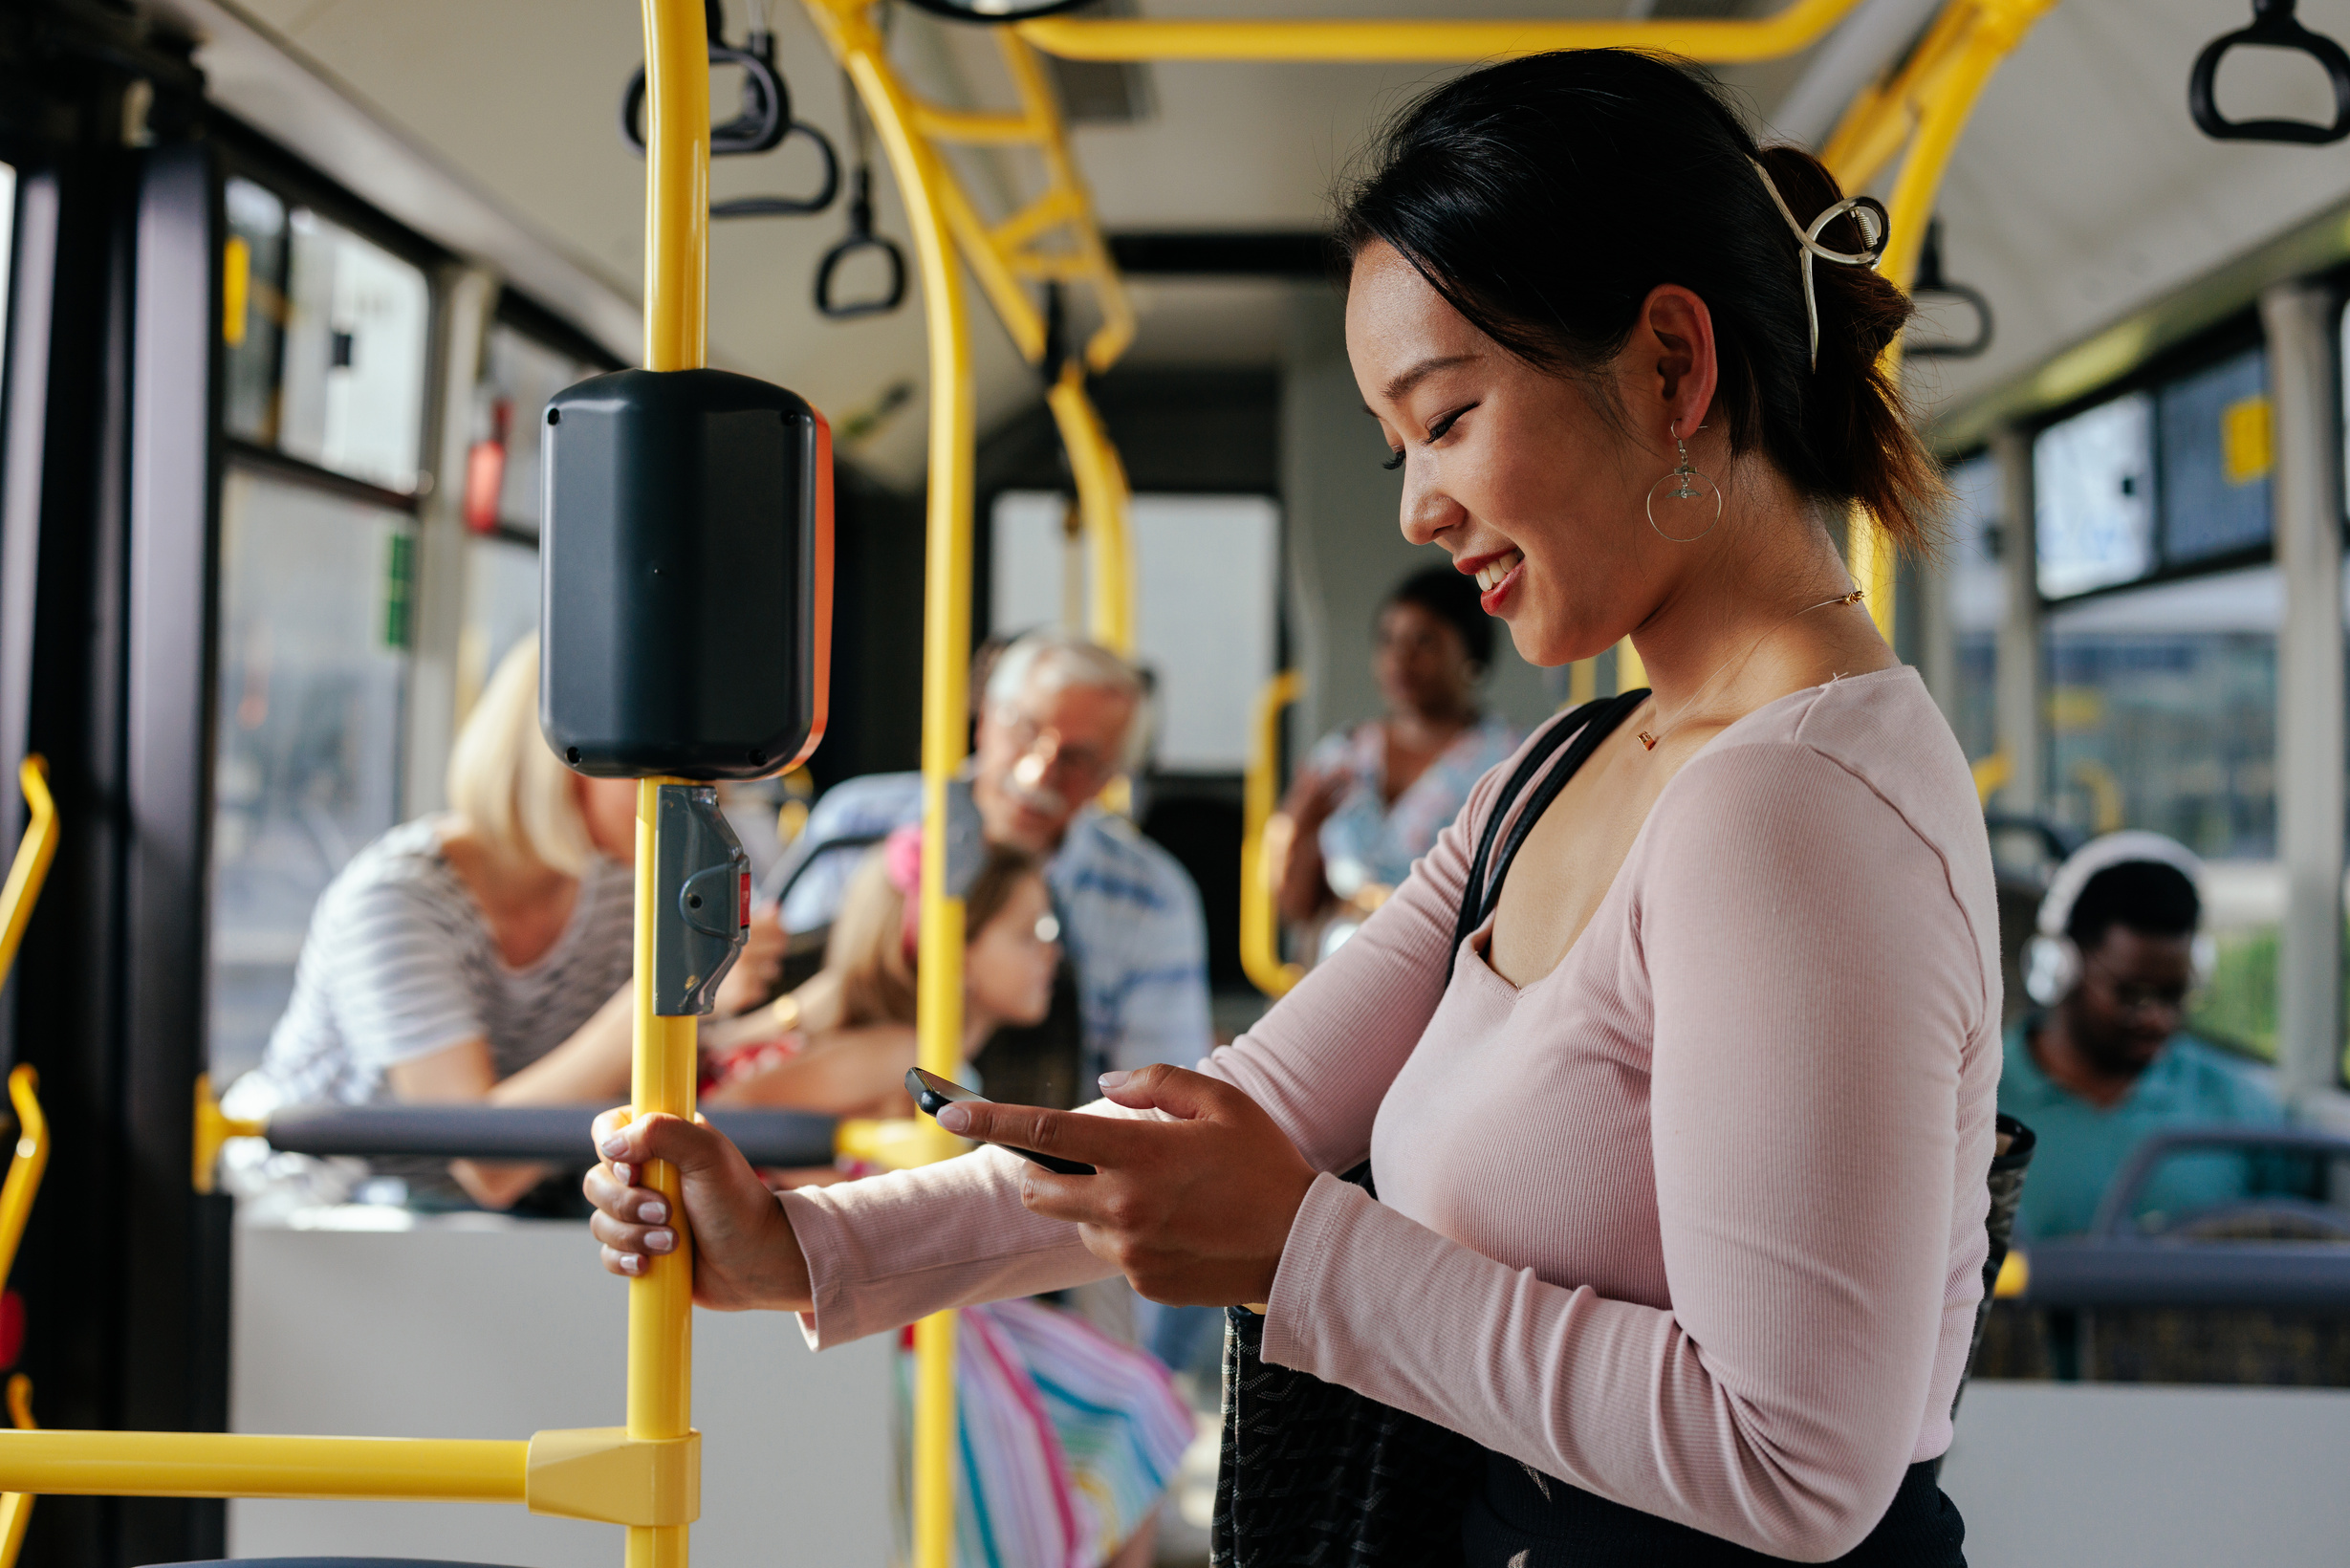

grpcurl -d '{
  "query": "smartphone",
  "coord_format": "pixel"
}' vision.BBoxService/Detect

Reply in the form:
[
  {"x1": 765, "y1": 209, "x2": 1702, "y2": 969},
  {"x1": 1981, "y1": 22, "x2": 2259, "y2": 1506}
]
[{"x1": 905, "y1": 1068, "x2": 1096, "y2": 1175}]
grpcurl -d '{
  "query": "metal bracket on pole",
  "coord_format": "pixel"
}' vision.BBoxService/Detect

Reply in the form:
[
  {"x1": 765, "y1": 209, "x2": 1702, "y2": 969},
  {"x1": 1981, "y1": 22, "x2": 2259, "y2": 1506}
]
[{"x1": 653, "y1": 784, "x2": 750, "y2": 1016}]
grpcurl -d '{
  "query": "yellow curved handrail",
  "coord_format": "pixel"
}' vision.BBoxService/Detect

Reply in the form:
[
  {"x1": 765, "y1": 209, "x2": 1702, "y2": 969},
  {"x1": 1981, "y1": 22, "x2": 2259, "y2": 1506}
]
[
  {"x1": 1044, "y1": 363, "x2": 1136, "y2": 657},
  {"x1": 1240, "y1": 672, "x2": 1305, "y2": 999},
  {"x1": 0, "y1": 760, "x2": 58, "y2": 989},
  {"x1": 1822, "y1": 0, "x2": 2060, "y2": 642},
  {"x1": 0, "y1": 1070, "x2": 48, "y2": 1295}
]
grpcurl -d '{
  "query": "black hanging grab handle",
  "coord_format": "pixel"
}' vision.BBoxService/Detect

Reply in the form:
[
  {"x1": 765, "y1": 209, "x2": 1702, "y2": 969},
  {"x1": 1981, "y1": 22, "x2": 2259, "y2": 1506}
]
[
  {"x1": 621, "y1": 43, "x2": 793, "y2": 157},
  {"x1": 2189, "y1": 0, "x2": 2350, "y2": 145},
  {"x1": 1906, "y1": 218, "x2": 1993, "y2": 360},
  {"x1": 711, "y1": 122, "x2": 843, "y2": 217},
  {"x1": 621, "y1": 3, "x2": 792, "y2": 157},
  {"x1": 815, "y1": 165, "x2": 908, "y2": 319}
]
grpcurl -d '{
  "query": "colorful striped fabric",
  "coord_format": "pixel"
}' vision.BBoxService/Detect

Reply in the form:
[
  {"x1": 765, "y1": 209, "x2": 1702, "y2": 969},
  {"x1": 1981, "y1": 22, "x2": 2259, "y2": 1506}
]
[{"x1": 897, "y1": 1297, "x2": 1194, "y2": 1568}]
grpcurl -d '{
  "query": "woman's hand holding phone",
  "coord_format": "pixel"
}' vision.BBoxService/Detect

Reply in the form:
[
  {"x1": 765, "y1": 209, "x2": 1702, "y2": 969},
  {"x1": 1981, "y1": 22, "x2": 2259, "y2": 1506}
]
[
  {"x1": 583, "y1": 1107, "x2": 814, "y2": 1312},
  {"x1": 926, "y1": 1064, "x2": 1318, "y2": 1308}
]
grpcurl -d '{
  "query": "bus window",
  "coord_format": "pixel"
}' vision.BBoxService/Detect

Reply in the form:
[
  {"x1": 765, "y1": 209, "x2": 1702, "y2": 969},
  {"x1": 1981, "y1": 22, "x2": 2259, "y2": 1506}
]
[
  {"x1": 2035, "y1": 392, "x2": 2157, "y2": 600},
  {"x1": 209, "y1": 469, "x2": 415, "y2": 1081},
  {"x1": 222, "y1": 174, "x2": 430, "y2": 494},
  {"x1": 991, "y1": 490, "x2": 1280, "y2": 772},
  {"x1": 2158, "y1": 346, "x2": 2272, "y2": 567}
]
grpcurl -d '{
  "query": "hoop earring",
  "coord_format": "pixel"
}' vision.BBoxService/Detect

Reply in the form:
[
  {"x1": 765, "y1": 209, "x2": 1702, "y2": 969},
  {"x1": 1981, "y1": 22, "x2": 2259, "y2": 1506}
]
[{"x1": 1645, "y1": 420, "x2": 1722, "y2": 543}]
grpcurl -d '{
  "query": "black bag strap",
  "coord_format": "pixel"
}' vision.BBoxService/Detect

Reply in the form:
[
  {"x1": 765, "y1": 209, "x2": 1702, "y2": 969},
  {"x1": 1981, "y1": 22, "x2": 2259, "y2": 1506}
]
[
  {"x1": 1350, "y1": 687, "x2": 1647, "y2": 1200},
  {"x1": 1448, "y1": 688, "x2": 1648, "y2": 971}
]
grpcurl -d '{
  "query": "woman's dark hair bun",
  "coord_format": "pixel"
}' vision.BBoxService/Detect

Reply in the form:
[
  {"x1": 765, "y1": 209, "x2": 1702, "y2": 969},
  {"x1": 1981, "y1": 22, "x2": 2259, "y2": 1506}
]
[{"x1": 1334, "y1": 50, "x2": 1945, "y2": 555}]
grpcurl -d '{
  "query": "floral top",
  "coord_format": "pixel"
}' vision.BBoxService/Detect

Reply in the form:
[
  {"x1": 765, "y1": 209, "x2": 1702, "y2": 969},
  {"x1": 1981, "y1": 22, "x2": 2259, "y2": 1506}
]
[{"x1": 1307, "y1": 712, "x2": 1523, "y2": 898}]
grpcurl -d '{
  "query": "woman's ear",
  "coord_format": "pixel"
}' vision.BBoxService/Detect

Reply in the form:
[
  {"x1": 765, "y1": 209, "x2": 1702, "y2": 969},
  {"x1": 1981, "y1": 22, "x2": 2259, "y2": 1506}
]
[{"x1": 1635, "y1": 284, "x2": 1720, "y2": 444}]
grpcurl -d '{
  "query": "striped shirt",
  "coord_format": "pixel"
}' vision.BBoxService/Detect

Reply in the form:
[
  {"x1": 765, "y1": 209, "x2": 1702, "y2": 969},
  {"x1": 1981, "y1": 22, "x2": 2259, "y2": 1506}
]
[
  {"x1": 250, "y1": 817, "x2": 636, "y2": 1105},
  {"x1": 779, "y1": 773, "x2": 1212, "y2": 1076}
]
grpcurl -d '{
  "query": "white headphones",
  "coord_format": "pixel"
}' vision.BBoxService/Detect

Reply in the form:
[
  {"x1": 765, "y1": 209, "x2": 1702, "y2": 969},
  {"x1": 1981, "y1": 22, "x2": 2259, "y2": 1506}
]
[{"x1": 2022, "y1": 831, "x2": 2217, "y2": 1008}]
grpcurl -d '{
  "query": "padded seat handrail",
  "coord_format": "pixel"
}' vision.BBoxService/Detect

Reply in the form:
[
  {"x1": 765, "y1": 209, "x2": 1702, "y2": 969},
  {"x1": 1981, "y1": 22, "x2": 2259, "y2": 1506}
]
[
  {"x1": 2092, "y1": 1126, "x2": 2350, "y2": 1242},
  {"x1": 261, "y1": 1103, "x2": 835, "y2": 1169}
]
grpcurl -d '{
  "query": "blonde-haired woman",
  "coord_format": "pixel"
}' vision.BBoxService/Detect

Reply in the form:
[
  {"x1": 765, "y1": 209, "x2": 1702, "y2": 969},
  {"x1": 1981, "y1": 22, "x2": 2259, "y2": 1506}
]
[{"x1": 242, "y1": 637, "x2": 781, "y2": 1207}]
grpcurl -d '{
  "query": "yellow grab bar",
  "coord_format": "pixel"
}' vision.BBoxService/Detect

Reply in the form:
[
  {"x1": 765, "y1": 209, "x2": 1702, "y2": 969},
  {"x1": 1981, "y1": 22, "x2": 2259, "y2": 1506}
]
[
  {"x1": 1016, "y1": 0, "x2": 1868, "y2": 63},
  {"x1": 0, "y1": 759, "x2": 57, "y2": 988},
  {"x1": 0, "y1": 1429, "x2": 528, "y2": 1503},
  {"x1": 1240, "y1": 672, "x2": 1304, "y2": 999},
  {"x1": 0, "y1": 1069, "x2": 47, "y2": 1293}
]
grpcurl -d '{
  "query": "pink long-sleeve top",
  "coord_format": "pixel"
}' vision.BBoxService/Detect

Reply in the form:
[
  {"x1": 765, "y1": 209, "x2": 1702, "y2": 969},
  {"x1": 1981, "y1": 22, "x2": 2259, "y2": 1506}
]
[{"x1": 780, "y1": 666, "x2": 2002, "y2": 1560}]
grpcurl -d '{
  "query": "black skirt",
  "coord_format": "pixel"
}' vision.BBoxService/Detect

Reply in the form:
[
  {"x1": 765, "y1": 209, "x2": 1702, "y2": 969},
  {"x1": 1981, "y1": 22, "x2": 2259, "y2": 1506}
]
[{"x1": 1463, "y1": 1451, "x2": 1966, "y2": 1567}]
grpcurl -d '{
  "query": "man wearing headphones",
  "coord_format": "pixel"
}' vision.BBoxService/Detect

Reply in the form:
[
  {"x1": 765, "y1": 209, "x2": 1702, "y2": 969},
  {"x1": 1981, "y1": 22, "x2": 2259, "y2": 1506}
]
[{"x1": 2000, "y1": 831, "x2": 2284, "y2": 1241}]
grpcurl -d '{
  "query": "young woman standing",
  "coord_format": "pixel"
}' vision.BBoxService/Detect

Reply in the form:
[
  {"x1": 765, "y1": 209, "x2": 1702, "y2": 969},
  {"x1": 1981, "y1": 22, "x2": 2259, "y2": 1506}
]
[{"x1": 586, "y1": 51, "x2": 1997, "y2": 1564}]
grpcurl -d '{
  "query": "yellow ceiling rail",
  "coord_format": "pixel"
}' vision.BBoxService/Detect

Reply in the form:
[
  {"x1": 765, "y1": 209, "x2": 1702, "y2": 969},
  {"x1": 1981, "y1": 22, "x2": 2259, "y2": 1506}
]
[{"x1": 1015, "y1": 0, "x2": 1869, "y2": 63}]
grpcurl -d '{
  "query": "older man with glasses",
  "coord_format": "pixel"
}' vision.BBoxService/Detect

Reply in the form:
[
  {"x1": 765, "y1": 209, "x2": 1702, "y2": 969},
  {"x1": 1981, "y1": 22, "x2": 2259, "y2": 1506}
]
[{"x1": 779, "y1": 629, "x2": 1212, "y2": 1080}]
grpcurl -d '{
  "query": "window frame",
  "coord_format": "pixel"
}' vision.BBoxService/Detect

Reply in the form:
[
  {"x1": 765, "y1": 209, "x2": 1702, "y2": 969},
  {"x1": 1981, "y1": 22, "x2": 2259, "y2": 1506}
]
[
  {"x1": 211, "y1": 115, "x2": 451, "y2": 512},
  {"x1": 2026, "y1": 311, "x2": 2273, "y2": 609}
]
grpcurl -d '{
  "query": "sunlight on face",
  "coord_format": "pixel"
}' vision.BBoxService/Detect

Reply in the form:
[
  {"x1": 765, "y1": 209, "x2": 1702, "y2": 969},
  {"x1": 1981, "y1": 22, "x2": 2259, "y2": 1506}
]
[{"x1": 1344, "y1": 242, "x2": 1675, "y2": 666}]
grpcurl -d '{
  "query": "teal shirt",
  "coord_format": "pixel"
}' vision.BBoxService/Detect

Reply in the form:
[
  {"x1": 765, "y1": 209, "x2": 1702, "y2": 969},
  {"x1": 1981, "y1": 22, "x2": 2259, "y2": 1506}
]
[{"x1": 1997, "y1": 1023, "x2": 2285, "y2": 1242}]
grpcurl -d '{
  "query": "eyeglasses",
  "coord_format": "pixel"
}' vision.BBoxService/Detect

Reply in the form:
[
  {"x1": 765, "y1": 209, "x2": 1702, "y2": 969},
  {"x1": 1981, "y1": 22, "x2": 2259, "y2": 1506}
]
[
  {"x1": 2081, "y1": 959, "x2": 2191, "y2": 1014},
  {"x1": 996, "y1": 709, "x2": 1119, "y2": 792}
]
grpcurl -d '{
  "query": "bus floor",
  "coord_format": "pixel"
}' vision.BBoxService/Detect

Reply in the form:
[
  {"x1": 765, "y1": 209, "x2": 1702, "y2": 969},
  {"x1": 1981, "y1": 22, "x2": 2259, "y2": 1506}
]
[
  {"x1": 1939, "y1": 1380, "x2": 2350, "y2": 1564},
  {"x1": 230, "y1": 1204, "x2": 892, "y2": 1564}
]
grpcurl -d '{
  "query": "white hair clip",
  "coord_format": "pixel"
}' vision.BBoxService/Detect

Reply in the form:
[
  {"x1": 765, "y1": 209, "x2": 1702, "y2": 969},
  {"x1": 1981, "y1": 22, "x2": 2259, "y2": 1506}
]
[{"x1": 1750, "y1": 159, "x2": 1888, "y2": 370}]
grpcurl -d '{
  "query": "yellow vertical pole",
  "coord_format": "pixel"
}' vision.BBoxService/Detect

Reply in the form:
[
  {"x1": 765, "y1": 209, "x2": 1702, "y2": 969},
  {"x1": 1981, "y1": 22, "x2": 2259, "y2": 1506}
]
[
  {"x1": 802, "y1": 7, "x2": 972, "y2": 1563},
  {"x1": 1239, "y1": 671, "x2": 1303, "y2": 998},
  {"x1": 1616, "y1": 637, "x2": 1646, "y2": 693},
  {"x1": 630, "y1": 5, "x2": 707, "y2": 1568},
  {"x1": 1567, "y1": 659, "x2": 1598, "y2": 707}
]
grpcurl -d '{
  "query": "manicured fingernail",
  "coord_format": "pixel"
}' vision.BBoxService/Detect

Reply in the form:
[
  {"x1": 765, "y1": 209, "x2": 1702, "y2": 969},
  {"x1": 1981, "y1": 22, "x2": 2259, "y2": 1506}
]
[
  {"x1": 618, "y1": 1252, "x2": 643, "y2": 1275},
  {"x1": 639, "y1": 1199, "x2": 667, "y2": 1225},
  {"x1": 612, "y1": 1162, "x2": 633, "y2": 1187},
  {"x1": 600, "y1": 1135, "x2": 629, "y2": 1158},
  {"x1": 646, "y1": 1229, "x2": 675, "y2": 1253},
  {"x1": 1098, "y1": 1070, "x2": 1132, "y2": 1089},
  {"x1": 936, "y1": 1104, "x2": 971, "y2": 1132}
]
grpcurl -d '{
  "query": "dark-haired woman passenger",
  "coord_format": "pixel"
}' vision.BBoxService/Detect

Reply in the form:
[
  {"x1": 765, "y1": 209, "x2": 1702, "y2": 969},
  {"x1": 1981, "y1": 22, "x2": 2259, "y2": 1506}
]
[
  {"x1": 1273, "y1": 567, "x2": 1522, "y2": 961},
  {"x1": 587, "y1": 50, "x2": 1995, "y2": 1565}
]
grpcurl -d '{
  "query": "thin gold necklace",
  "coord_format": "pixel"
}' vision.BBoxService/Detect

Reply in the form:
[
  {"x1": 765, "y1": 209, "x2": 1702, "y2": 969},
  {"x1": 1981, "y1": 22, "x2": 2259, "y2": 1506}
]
[{"x1": 1635, "y1": 587, "x2": 1865, "y2": 751}]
